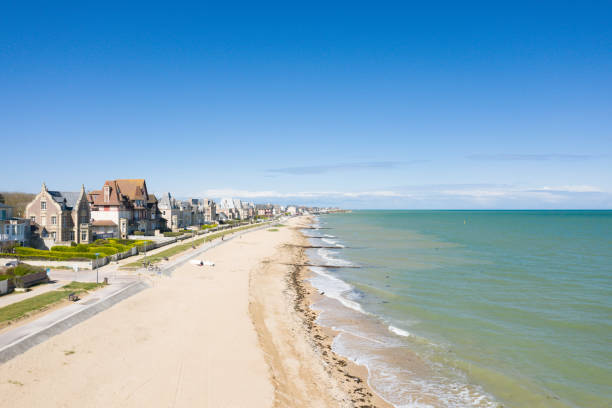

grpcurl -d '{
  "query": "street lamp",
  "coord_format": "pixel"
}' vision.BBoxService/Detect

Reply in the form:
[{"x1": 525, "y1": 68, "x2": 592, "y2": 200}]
[{"x1": 95, "y1": 252, "x2": 100, "y2": 284}]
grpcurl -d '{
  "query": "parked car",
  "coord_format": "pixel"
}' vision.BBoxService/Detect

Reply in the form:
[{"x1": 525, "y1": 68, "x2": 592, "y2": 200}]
[{"x1": 4, "y1": 260, "x2": 20, "y2": 267}]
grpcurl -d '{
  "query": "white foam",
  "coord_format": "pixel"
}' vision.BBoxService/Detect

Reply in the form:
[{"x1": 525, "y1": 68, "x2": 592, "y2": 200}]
[
  {"x1": 389, "y1": 325, "x2": 412, "y2": 337},
  {"x1": 321, "y1": 238, "x2": 345, "y2": 248},
  {"x1": 317, "y1": 248, "x2": 353, "y2": 267},
  {"x1": 309, "y1": 267, "x2": 366, "y2": 314}
]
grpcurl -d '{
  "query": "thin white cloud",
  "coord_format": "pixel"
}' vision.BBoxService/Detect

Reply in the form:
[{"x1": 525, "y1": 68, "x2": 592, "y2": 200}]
[
  {"x1": 528, "y1": 185, "x2": 603, "y2": 193},
  {"x1": 203, "y1": 185, "x2": 606, "y2": 201},
  {"x1": 267, "y1": 160, "x2": 428, "y2": 175},
  {"x1": 467, "y1": 154, "x2": 601, "y2": 161},
  {"x1": 202, "y1": 189, "x2": 409, "y2": 199}
]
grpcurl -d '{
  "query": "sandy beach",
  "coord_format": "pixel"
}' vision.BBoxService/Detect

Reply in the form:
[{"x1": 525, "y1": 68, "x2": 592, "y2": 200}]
[{"x1": 0, "y1": 217, "x2": 387, "y2": 408}]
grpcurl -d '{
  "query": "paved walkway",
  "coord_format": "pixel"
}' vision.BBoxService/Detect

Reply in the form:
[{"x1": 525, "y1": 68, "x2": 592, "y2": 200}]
[
  {"x1": 0, "y1": 220, "x2": 278, "y2": 364},
  {"x1": 0, "y1": 281, "x2": 68, "y2": 308},
  {"x1": 0, "y1": 280, "x2": 148, "y2": 364}
]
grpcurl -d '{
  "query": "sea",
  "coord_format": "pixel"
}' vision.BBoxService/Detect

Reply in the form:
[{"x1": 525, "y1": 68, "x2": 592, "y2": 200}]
[{"x1": 303, "y1": 210, "x2": 611, "y2": 408}]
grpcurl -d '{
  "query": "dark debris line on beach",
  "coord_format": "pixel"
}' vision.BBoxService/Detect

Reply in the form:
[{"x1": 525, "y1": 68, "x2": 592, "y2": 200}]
[
  {"x1": 286, "y1": 245, "x2": 379, "y2": 408},
  {"x1": 292, "y1": 227, "x2": 333, "y2": 230},
  {"x1": 280, "y1": 263, "x2": 361, "y2": 269},
  {"x1": 283, "y1": 244, "x2": 350, "y2": 249}
]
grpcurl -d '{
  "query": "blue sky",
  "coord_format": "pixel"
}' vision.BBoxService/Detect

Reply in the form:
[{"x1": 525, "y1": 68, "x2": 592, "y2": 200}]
[{"x1": 1, "y1": 1, "x2": 611, "y2": 208}]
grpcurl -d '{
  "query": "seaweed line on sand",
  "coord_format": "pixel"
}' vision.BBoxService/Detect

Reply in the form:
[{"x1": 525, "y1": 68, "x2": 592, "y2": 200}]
[{"x1": 286, "y1": 242, "x2": 388, "y2": 408}]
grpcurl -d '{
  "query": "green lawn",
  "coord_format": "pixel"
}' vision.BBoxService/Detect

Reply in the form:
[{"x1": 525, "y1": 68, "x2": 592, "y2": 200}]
[
  {"x1": 62, "y1": 282, "x2": 105, "y2": 291},
  {"x1": 0, "y1": 282, "x2": 104, "y2": 324}
]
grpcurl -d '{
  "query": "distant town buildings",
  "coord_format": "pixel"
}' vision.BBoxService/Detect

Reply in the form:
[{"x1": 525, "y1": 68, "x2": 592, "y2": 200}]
[{"x1": 11, "y1": 178, "x2": 338, "y2": 250}]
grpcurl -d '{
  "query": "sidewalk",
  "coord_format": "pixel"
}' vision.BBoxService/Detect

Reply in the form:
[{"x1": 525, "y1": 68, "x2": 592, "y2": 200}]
[
  {"x1": 0, "y1": 281, "x2": 68, "y2": 309},
  {"x1": 0, "y1": 221, "x2": 274, "y2": 364},
  {"x1": 95, "y1": 222, "x2": 270, "y2": 272},
  {"x1": 0, "y1": 280, "x2": 148, "y2": 364}
]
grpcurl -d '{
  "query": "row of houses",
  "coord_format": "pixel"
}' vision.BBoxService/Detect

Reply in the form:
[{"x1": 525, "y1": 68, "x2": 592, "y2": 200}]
[{"x1": 1, "y1": 178, "x2": 316, "y2": 250}]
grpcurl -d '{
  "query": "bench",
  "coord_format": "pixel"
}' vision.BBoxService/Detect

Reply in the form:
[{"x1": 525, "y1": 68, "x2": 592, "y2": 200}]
[{"x1": 68, "y1": 292, "x2": 79, "y2": 302}]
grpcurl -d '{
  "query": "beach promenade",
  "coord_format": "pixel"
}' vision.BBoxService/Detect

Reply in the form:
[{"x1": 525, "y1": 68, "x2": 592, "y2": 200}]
[
  {"x1": 0, "y1": 226, "x2": 280, "y2": 407},
  {"x1": 0, "y1": 217, "x2": 386, "y2": 408}
]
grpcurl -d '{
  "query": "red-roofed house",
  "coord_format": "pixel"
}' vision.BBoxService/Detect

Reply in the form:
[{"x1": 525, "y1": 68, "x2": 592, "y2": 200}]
[{"x1": 88, "y1": 179, "x2": 163, "y2": 238}]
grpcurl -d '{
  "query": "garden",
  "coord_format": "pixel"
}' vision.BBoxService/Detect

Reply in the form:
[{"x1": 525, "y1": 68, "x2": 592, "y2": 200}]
[{"x1": 4, "y1": 238, "x2": 153, "y2": 261}]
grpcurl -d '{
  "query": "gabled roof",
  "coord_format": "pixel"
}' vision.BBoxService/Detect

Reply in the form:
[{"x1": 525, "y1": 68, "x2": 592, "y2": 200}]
[
  {"x1": 114, "y1": 179, "x2": 147, "y2": 201},
  {"x1": 158, "y1": 192, "x2": 175, "y2": 209},
  {"x1": 88, "y1": 178, "x2": 152, "y2": 207},
  {"x1": 48, "y1": 191, "x2": 81, "y2": 210},
  {"x1": 88, "y1": 180, "x2": 126, "y2": 206}
]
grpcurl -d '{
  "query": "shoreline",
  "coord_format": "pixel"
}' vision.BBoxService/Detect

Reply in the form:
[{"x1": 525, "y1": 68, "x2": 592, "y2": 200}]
[
  {"x1": 0, "y1": 215, "x2": 389, "y2": 407},
  {"x1": 249, "y1": 215, "x2": 392, "y2": 407}
]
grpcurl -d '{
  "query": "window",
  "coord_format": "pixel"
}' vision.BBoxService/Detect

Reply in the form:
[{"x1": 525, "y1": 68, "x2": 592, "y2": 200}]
[
  {"x1": 70, "y1": 231, "x2": 75, "y2": 241},
  {"x1": 51, "y1": 232, "x2": 56, "y2": 240},
  {"x1": 41, "y1": 201, "x2": 47, "y2": 210},
  {"x1": 80, "y1": 209, "x2": 88, "y2": 224},
  {"x1": 51, "y1": 216, "x2": 57, "y2": 225},
  {"x1": 30, "y1": 216, "x2": 36, "y2": 222},
  {"x1": 81, "y1": 231, "x2": 87, "y2": 241},
  {"x1": 41, "y1": 216, "x2": 46, "y2": 225}
]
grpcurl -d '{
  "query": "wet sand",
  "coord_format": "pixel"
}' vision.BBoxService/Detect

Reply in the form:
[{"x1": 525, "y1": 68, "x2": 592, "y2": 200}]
[{"x1": 250, "y1": 216, "x2": 391, "y2": 407}]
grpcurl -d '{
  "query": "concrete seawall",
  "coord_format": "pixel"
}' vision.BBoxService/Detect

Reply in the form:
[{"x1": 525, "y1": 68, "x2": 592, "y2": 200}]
[{"x1": 0, "y1": 280, "x2": 149, "y2": 364}]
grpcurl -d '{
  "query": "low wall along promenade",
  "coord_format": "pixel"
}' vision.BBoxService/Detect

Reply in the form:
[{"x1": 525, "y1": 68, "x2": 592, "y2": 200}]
[{"x1": 2, "y1": 221, "x2": 260, "y2": 270}]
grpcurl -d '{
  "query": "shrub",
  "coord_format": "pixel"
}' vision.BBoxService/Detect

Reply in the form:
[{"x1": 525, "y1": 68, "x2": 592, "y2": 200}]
[
  {"x1": 11, "y1": 239, "x2": 153, "y2": 261},
  {"x1": 12, "y1": 263, "x2": 45, "y2": 276}
]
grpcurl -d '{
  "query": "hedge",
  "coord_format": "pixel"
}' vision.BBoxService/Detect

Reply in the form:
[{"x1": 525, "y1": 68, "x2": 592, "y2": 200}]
[
  {"x1": 163, "y1": 231, "x2": 184, "y2": 237},
  {"x1": 15, "y1": 247, "x2": 98, "y2": 260},
  {"x1": 12, "y1": 238, "x2": 153, "y2": 261}
]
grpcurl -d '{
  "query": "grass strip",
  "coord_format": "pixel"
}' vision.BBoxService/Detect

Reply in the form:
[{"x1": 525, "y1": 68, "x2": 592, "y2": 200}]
[
  {"x1": 0, "y1": 281, "x2": 104, "y2": 324},
  {"x1": 120, "y1": 222, "x2": 270, "y2": 269}
]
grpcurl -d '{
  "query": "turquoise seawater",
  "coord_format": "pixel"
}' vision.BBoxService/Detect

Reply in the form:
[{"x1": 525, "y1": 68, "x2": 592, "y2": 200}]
[{"x1": 304, "y1": 210, "x2": 612, "y2": 408}]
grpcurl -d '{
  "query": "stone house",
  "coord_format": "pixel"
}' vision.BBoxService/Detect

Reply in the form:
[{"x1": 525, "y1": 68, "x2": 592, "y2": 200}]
[
  {"x1": 24, "y1": 183, "x2": 91, "y2": 248},
  {"x1": 158, "y1": 192, "x2": 181, "y2": 231}
]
